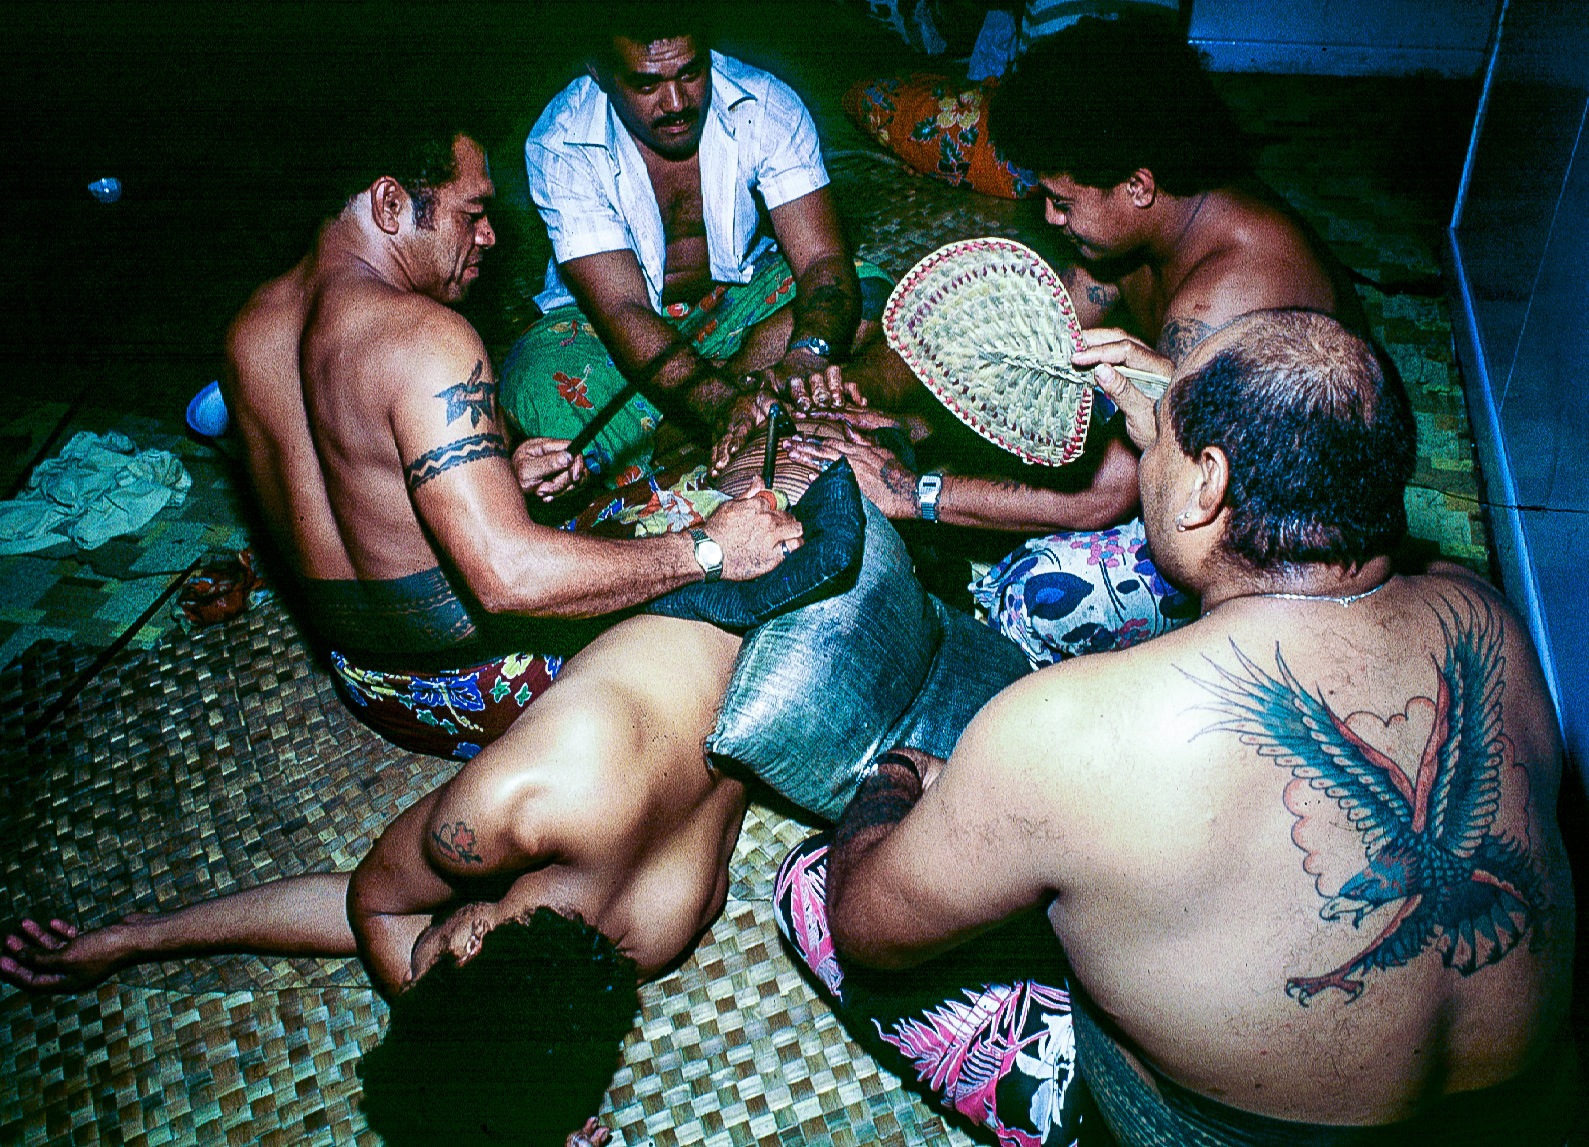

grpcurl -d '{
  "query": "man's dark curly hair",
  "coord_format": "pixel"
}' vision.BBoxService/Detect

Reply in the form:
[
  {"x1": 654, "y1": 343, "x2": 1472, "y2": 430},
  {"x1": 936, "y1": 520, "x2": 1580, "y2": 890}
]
[
  {"x1": 1168, "y1": 309, "x2": 1416, "y2": 571},
  {"x1": 315, "y1": 110, "x2": 479, "y2": 228},
  {"x1": 359, "y1": 907, "x2": 641, "y2": 1146},
  {"x1": 581, "y1": 0, "x2": 717, "y2": 68},
  {"x1": 989, "y1": 11, "x2": 1254, "y2": 195}
]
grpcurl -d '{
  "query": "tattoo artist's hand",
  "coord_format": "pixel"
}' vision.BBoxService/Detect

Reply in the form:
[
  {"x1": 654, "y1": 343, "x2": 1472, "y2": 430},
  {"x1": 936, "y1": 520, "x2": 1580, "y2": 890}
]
[
  {"x1": 709, "y1": 387, "x2": 781, "y2": 477},
  {"x1": 565, "y1": 1117, "x2": 611, "y2": 1147},
  {"x1": 512, "y1": 437, "x2": 588, "y2": 501},
  {"x1": 742, "y1": 347, "x2": 846, "y2": 410},
  {"x1": 785, "y1": 423, "x2": 919, "y2": 519},
  {"x1": 699, "y1": 478, "x2": 804, "y2": 580}
]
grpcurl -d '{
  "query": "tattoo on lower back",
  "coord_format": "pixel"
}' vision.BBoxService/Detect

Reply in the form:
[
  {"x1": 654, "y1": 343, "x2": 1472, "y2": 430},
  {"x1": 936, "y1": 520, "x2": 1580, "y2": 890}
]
[
  {"x1": 1157, "y1": 317, "x2": 1216, "y2": 366},
  {"x1": 404, "y1": 433, "x2": 509, "y2": 490},
  {"x1": 833, "y1": 756, "x2": 925, "y2": 853},
  {"x1": 431, "y1": 821, "x2": 484, "y2": 865},
  {"x1": 1189, "y1": 598, "x2": 1547, "y2": 1006},
  {"x1": 436, "y1": 361, "x2": 495, "y2": 428}
]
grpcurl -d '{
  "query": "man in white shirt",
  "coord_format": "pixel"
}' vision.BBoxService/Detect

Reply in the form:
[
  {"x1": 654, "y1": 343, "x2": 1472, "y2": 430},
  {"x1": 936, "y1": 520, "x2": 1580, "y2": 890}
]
[{"x1": 500, "y1": 1, "x2": 891, "y2": 488}]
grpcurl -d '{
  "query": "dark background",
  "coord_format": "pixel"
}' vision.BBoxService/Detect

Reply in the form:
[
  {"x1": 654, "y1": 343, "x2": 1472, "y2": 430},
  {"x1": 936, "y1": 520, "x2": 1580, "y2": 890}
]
[{"x1": 0, "y1": 0, "x2": 919, "y2": 418}]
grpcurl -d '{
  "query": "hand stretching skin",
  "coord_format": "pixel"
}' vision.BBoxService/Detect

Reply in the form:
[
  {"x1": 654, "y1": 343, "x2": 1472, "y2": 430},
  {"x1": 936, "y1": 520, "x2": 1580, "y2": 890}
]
[
  {"x1": 709, "y1": 387, "x2": 782, "y2": 476},
  {"x1": 746, "y1": 357, "x2": 866, "y2": 411},
  {"x1": 698, "y1": 479, "x2": 804, "y2": 578},
  {"x1": 512, "y1": 437, "x2": 589, "y2": 501},
  {"x1": 784, "y1": 423, "x2": 919, "y2": 518}
]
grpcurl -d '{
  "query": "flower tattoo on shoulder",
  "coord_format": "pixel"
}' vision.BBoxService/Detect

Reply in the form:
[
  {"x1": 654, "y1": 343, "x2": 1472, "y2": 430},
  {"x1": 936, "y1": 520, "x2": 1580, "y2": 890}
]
[{"x1": 431, "y1": 821, "x2": 484, "y2": 865}]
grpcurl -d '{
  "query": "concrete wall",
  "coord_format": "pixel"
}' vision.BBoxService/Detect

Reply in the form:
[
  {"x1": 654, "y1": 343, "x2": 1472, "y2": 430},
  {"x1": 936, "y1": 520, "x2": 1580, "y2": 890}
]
[
  {"x1": 1448, "y1": 0, "x2": 1589, "y2": 790},
  {"x1": 1189, "y1": 0, "x2": 1500, "y2": 76}
]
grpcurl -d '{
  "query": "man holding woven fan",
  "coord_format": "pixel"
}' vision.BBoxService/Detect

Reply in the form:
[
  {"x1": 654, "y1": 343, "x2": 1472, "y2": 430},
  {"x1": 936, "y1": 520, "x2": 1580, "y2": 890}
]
[{"x1": 800, "y1": 11, "x2": 1372, "y2": 665}]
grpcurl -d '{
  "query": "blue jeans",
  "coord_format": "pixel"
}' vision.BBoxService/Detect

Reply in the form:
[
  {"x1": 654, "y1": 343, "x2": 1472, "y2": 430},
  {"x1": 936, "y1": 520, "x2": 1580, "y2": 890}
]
[{"x1": 708, "y1": 499, "x2": 1031, "y2": 822}]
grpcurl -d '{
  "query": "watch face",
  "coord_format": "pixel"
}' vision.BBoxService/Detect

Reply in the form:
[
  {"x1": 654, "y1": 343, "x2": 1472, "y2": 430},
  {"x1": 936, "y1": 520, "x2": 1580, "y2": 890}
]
[{"x1": 696, "y1": 537, "x2": 724, "y2": 570}]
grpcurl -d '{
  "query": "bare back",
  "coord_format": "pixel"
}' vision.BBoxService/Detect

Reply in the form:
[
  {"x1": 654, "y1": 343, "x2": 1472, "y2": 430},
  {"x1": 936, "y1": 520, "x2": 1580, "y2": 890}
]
[
  {"x1": 225, "y1": 259, "x2": 486, "y2": 584},
  {"x1": 991, "y1": 567, "x2": 1572, "y2": 1123}
]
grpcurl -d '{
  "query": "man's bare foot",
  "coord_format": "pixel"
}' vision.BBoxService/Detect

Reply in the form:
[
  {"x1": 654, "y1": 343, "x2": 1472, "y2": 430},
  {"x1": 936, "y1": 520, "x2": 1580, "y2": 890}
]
[
  {"x1": 0, "y1": 916, "x2": 140, "y2": 992},
  {"x1": 565, "y1": 1115, "x2": 611, "y2": 1146}
]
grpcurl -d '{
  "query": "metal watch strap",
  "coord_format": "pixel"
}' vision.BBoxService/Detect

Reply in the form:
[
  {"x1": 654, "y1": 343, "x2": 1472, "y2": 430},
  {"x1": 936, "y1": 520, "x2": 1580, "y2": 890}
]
[
  {"x1": 788, "y1": 335, "x2": 831, "y2": 359},
  {"x1": 917, "y1": 473, "x2": 943, "y2": 522},
  {"x1": 688, "y1": 527, "x2": 723, "y2": 582}
]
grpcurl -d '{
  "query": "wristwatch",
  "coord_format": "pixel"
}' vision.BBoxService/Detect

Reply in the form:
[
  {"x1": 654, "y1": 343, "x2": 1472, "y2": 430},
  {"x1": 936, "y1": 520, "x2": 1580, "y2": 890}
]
[
  {"x1": 787, "y1": 335, "x2": 832, "y2": 359},
  {"x1": 689, "y1": 527, "x2": 724, "y2": 582},
  {"x1": 916, "y1": 473, "x2": 943, "y2": 522}
]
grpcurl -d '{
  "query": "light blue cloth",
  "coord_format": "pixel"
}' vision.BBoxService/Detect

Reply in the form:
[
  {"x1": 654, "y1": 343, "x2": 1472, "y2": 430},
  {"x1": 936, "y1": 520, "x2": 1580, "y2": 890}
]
[
  {"x1": 0, "y1": 431, "x2": 190, "y2": 555},
  {"x1": 708, "y1": 499, "x2": 1030, "y2": 821}
]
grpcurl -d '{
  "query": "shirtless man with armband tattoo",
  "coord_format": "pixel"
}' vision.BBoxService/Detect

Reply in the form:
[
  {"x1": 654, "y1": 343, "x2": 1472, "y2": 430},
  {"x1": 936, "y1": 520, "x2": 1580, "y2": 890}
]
[{"x1": 218, "y1": 118, "x2": 800, "y2": 758}]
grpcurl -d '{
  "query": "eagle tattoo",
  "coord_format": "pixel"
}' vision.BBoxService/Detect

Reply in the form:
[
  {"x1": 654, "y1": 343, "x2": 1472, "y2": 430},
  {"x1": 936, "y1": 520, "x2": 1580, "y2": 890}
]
[{"x1": 1190, "y1": 600, "x2": 1545, "y2": 1005}]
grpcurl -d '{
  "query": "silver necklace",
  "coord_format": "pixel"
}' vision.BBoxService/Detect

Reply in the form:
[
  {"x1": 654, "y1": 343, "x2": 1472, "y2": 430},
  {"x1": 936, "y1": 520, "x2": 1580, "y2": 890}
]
[{"x1": 1253, "y1": 581, "x2": 1388, "y2": 607}]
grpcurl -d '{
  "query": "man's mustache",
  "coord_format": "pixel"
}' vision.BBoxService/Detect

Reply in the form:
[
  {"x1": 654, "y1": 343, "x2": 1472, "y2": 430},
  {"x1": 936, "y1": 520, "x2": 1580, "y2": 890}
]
[{"x1": 652, "y1": 109, "x2": 699, "y2": 130}]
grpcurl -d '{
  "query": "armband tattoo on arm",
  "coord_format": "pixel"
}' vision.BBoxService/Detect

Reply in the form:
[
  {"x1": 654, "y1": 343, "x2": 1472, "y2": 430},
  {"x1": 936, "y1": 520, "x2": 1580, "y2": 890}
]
[
  {"x1": 404, "y1": 433, "x2": 510, "y2": 491},
  {"x1": 435, "y1": 361, "x2": 495, "y2": 427}
]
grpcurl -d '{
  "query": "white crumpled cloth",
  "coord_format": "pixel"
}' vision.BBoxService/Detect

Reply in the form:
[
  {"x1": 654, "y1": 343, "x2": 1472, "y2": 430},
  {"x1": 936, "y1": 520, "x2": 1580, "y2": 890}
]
[{"x1": 0, "y1": 430, "x2": 191, "y2": 554}]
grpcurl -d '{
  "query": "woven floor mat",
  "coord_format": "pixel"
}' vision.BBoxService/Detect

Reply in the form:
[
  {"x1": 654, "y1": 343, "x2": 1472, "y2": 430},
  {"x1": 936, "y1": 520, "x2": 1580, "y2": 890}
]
[
  {"x1": 0, "y1": 599, "x2": 971, "y2": 1146},
  {"x1": 826, "y1": 150, "x2": 1046, "y2": 280}
]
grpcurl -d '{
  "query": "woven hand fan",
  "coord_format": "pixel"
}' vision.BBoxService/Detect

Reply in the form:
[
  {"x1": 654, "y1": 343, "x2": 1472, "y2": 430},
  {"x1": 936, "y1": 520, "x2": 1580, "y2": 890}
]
[{"x1": 882, "y1": 237, "x2": 1168, "y2": 466}]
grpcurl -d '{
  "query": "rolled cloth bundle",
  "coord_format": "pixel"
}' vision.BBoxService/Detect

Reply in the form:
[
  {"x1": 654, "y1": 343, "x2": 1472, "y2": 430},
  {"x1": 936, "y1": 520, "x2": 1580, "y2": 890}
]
[{"x1": 883, "y1": 236, "x2": 1168, "y2": 466}]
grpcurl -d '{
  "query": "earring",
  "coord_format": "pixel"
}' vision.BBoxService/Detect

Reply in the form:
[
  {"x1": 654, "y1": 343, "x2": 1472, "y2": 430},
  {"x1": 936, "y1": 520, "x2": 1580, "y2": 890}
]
[{"x1": 1175, "y1": 512, "x2": 1189, "y2": 532}]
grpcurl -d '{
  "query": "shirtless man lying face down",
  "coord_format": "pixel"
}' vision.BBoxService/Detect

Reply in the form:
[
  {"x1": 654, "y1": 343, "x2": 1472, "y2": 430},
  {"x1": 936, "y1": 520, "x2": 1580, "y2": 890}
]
[
  {"x1": 2, "y1": 404, "x2": 1024, "y2": 1145},
  {"x1": 2, "y1": 114, "x2": 1032, "y2": 1145}
]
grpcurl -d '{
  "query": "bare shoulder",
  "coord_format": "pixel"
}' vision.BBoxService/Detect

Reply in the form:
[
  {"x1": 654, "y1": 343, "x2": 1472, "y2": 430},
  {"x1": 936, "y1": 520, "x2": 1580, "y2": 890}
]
[
  {"x1": 954, "y1": 637, "x2": 1199, "y2": 805},
  {"x1": 305, "y1": 274, "x2": 492, "y2": 407},
  {"x1": 1166, "y1": 189, "x2": 1339, "y2": 338},
  {"x1": 225, "y1": 264, "x2": 307, "y2": 379}
]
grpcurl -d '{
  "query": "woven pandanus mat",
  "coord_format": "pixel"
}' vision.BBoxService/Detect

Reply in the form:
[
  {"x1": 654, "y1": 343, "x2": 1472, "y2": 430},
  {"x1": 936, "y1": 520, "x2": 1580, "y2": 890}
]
[
  {"x1": 826, "y1": 149, "x2": 1037, "y2": 280},
  {"x1": 0, "y1": 599, "x2": 972, "y2": 1146}
]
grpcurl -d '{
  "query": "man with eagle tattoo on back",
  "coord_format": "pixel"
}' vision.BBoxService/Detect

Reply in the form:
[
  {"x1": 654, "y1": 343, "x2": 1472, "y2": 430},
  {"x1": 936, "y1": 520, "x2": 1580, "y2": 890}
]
[{"x1": 780, "y1": 310, "x2": 1580, "y2": 1145}]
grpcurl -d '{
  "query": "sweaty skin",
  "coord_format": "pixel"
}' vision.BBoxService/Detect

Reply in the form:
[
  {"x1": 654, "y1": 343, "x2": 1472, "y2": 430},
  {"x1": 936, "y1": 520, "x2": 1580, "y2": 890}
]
[
  {"x1": 224, "y1": 133, "x2": 801, "y2": 637},
  {"x1": 825, "y1": 318, "x2": 1574, "y2": 1129}
]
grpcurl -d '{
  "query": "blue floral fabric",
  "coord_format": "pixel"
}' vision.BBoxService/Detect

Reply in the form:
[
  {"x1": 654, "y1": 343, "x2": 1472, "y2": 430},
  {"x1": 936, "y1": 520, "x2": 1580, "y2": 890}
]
[{"x1": 971, "y1": 518, "x2": 1198, "y2": 666}]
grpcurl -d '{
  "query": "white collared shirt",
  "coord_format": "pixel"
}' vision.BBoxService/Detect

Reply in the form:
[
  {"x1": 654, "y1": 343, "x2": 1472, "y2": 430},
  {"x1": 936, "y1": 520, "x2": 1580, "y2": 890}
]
[{"x1": 526, "y1": 50, "x2": 829, "y2": 314}]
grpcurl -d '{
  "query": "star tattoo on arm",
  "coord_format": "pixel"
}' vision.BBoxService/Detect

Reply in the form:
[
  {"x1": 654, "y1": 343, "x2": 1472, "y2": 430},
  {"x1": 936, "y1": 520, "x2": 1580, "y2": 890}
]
[{"x1": 435, "y1": 360, "x2": 496, "y2": 428}]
